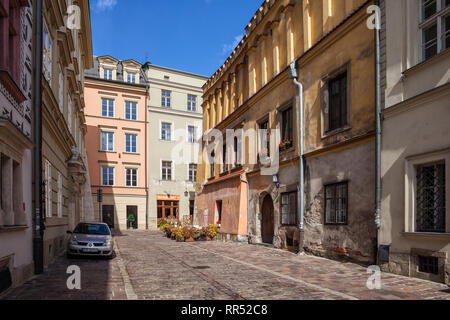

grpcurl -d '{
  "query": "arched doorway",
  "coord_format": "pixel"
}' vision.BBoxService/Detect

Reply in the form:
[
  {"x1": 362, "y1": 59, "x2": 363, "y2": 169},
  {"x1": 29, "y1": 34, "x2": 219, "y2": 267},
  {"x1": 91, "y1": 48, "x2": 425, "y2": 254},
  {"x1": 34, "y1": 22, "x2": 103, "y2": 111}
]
[{"x1": 261, "y1": 195, "x2": 274, "y2": 244}]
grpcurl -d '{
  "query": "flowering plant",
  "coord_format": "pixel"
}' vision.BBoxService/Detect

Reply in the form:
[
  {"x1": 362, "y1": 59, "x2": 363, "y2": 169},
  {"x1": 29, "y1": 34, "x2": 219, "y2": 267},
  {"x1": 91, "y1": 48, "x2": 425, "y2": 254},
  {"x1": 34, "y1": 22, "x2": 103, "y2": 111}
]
[{"x1": 279, "y1": 139, "x2": 293, "y2": 151}]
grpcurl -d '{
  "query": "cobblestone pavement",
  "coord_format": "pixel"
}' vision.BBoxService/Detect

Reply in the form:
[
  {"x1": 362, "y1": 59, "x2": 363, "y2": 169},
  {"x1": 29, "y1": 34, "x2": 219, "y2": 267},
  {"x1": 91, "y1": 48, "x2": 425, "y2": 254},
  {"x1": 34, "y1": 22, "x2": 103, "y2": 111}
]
[{"x1": 2, "y1": 231, "x2": 450, "y2": 300}]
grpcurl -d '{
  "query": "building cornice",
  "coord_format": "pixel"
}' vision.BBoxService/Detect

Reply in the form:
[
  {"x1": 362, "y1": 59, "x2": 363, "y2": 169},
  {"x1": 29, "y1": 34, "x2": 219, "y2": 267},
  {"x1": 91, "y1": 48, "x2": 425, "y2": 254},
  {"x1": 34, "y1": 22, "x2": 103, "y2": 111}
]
[
  {"x1": 84, "y1": 78, "x2": 148, "y2": 93},
  {"x1": 148, "y1": 106, "x2": 203, "y2": 119}
]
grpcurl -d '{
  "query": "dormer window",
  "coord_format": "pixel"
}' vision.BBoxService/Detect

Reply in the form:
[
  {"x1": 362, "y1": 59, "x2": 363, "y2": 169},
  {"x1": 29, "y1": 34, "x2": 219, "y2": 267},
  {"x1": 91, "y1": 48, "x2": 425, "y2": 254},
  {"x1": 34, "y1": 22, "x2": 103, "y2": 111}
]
[
  {"x1": 127, "y1": 73, "x2": 137, "y2": 84},
  {"x1": 104, "y1": 69, "x2": 113, "y2": 80}
]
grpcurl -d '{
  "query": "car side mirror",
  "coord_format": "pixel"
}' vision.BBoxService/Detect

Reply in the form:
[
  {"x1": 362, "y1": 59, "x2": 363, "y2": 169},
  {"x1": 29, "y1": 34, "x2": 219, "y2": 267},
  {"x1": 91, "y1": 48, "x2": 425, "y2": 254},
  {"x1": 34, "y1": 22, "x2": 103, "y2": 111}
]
[{"x1": 67, "y1": 231, "x2": 73, "y2": 234}]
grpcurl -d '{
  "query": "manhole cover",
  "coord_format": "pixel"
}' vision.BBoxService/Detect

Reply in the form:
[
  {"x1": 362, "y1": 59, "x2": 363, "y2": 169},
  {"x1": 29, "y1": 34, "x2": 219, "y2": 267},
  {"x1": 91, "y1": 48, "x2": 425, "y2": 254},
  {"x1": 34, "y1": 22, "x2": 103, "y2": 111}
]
[{"x1": 192, "y1": 266, "x2": 210, "y2": 270}]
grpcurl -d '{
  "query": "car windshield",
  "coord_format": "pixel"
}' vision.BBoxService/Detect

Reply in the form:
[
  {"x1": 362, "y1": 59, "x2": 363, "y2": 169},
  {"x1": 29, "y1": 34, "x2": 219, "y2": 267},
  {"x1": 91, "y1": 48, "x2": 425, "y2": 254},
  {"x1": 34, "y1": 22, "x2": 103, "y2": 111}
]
[{"x1": 73, "y1": 223, "x2": 110, "y2": 236}]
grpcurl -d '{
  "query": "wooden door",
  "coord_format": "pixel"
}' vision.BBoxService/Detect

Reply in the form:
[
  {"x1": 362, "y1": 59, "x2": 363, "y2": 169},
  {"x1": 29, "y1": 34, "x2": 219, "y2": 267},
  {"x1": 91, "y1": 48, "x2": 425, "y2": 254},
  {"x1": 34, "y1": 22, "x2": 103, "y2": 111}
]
[{"x1": 261, "y1": 195, "x2": 274, "y2": 244}]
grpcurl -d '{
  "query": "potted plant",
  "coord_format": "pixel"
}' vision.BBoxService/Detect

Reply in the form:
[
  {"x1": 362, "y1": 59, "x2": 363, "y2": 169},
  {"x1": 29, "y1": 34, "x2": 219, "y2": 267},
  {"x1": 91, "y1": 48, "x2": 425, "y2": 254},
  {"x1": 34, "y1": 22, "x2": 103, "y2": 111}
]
[
  {"x1": 206, "y1": 224, "x2": 218, "y2": 241},
  {"x1": 163, "y1": 224, "x2": 172, "y2": 238},
  {"x1": 279, "y1": 139, "x2": 293, "y2": 151},
  {"x1": 183, "y1": 226, "x2": 193, "y2": 242},
  {"x1": 191, "y1": 228, "x2": 201, "y2": 241},
  {"x1": 200, "y1": 227, "x2": 208, "y2": 241}
]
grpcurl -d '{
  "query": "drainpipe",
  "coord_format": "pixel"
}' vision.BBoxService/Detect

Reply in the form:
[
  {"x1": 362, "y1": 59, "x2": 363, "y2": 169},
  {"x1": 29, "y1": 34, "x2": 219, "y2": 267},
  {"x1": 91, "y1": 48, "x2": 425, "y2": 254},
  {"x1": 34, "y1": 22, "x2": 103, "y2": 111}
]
[
  {"x1": 32, "y1": 0, "x2": 44, "y2": 274},
  {"x1": 240, "y1": 170, "x2": 250, "y2": 243},
  {"x1": 288, "y1": 61, "x2": 305, "y2": 252},
  {"x1": 374, "y1": 0, "x2": 382, "y2": 262}
]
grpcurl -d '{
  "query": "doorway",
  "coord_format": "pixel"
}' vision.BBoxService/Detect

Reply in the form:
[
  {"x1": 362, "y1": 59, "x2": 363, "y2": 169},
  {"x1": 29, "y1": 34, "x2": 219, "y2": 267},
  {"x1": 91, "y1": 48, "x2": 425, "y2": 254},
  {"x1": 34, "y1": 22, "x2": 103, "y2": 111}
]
[
  {"x1": 127, "y1": 206, "x2": 138, "y2": 229},
  {"x1": 261, "y1": 195, "x2": 274, "y2": 244},
  {"x1": 102, "y1": 205, "x2": 115, "y2": 229}
]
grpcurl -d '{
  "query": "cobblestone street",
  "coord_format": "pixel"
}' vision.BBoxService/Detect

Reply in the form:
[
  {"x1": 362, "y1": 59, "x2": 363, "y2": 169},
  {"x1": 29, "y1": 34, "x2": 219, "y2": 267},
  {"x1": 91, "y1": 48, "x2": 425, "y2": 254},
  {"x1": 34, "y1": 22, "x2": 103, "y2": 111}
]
[{"x1": 2, "y1": 231, "x2": 450, "y2": 300}]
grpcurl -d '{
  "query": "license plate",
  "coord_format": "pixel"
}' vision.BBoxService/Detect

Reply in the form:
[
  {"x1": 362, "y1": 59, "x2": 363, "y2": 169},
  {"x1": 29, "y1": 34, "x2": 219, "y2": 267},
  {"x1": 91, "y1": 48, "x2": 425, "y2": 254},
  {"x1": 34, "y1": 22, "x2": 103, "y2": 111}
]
[{"x1": 82, "y1": 248, "x2": 98, "y2": 253}]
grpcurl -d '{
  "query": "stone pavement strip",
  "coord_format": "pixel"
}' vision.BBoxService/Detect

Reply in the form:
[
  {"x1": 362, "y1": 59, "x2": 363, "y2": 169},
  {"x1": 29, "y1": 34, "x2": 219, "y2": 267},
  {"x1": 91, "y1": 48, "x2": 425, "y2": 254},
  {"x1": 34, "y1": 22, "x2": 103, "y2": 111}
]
[{"x1": 2, "y1": 231, "x2": 449, "y2": 300}]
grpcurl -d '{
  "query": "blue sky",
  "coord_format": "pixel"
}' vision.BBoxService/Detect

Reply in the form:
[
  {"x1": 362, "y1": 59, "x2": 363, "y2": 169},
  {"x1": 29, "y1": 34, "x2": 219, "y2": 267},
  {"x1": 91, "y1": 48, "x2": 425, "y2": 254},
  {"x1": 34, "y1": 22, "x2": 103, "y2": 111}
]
[{"x1": 90, "y1": 0, "x2": 263, "y2": 77}]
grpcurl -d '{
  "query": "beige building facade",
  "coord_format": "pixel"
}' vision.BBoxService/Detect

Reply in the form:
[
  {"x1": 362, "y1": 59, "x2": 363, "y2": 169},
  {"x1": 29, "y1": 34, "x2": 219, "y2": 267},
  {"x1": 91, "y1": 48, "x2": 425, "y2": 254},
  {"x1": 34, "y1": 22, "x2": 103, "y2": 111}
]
[
  {"x1": 0, "y1": 0, "x2": 34, "y2": 290},
  {"x1": 143, "y1": 64, "x2": 207, "y2": 229},
  {"x1": 40, "y1": 0, "x2": 94, "y2": 267},
  {"x1": 379, "y1": 0, "x2": 450, "y2": 284}
]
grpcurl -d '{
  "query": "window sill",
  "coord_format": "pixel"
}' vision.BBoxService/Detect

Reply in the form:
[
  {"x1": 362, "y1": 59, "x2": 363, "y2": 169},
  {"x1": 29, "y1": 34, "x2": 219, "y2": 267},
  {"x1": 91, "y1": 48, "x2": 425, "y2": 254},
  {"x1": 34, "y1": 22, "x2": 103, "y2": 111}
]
[
  {"x1": 123, "y1": 152, "x2": 140, "y2": 155},
  {"x1": 403, "y1": 48, "x2": 450, "y2": 78},
  {"x1": 98, "y1": 150, "x2": 116, "y2": 154},
  {"x1": 322, "y1": 126, "x2": 352, "y2": 139},
  {"x1": 401, "y1": 232, "x2": 450, "y2": 240},
  {"x1": 0, "y1": 226, "x2": 29, "y2": 234}
]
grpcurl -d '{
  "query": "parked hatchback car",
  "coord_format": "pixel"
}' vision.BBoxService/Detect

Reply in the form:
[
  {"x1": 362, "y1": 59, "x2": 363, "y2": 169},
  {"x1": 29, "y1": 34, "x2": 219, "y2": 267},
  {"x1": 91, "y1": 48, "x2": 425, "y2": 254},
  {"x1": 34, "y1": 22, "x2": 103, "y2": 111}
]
[{"x1": 67, "y1": 222, "x2": 114, "y2": 258}]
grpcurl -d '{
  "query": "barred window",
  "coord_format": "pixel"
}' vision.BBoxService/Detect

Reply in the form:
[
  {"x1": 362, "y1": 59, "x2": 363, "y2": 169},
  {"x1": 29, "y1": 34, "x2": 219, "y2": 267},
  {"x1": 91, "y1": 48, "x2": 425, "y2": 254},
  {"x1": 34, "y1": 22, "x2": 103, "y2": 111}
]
[
  {"x1": 416, "y1": 163, "x2": 446, "y2": 233},
  {"x1": 325, "y1": 182, "x2": 348, "y2": 225},
  {"x1": 281, "y1": 192, "x2": 297, "y2": 226}
]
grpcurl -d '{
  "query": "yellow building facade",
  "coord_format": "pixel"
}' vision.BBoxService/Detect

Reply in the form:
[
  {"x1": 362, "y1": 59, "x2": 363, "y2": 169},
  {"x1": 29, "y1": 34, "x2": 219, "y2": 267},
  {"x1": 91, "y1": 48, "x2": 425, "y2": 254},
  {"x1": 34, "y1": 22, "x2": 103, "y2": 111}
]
[{"x1": 197, "y1": 0, "x2": 377, "y2": 263}]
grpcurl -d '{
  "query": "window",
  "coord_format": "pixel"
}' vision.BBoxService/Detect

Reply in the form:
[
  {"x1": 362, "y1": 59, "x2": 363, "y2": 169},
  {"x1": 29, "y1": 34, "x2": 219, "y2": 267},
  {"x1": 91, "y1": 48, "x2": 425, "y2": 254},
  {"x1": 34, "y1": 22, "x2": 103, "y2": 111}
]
[
  {"x1": 157, "y1": 200, "x2": 179, "y2": 219},
  {"x1": 58, "y1": 67, "x2": 64, "y2": 112},
  {"x1": 418, "y1": 256, "x2": 439, "y2": 274},
  {"x1": 420, "y1": 0, "x2": 450, "y2": 61},
  {"x1": 101, "y1": 98, "x2": 114, "y2": 118},
  {"x1": 102, "y1": 167, "x2": 114, "y2": 186},
  {"x1": 57, "y1": 173, "x2": 62, "y2": 218},
  {"x1": 188, "y1": 95, "x2": 197, "y2": 111},
  {"x1": 216, "y1": 200, "x2": 223, "y2": 222},
  {"x1": 281, "y1": 107, "x2": 294, "y2": 143},
  {"x1": 125, "y1": 101, "x2": 137, "y2": 120},
  {"x1": 210, "y1": 151, "x2": 215, "y2": 178},
  {"x1": 162, "y1": 90, "x2": 171, "y2": 108},
  {"x1": 325, "y1": 182, "x2": 348, "y2": 225},
  {"x1": 103, "y1": 69, "x2": 113, "y2": 80},
  {"x1": 259, "y1": 120, "x2": 271, "y2": 158},
  {"x1": 328, "y1": 72, "x2": 348, "y2": 131},
  {"x1": 126, "y1": 168, "x2": 138, "y2": 187},
  {"x1": 45, "y1": 160, "x2": 52, "y2": 218},
  {"x1": 187, "y1": 126, "x2": 197, "y2": 143},
  {"x1": 416, "y1": 163, "x2": 446, "y2": 233},
  {"x1": 125, "y1": 134, "x2": 137, "y2": 153},
  {"x1": 281, "y1": 192, "x2": 297, "y2": 226},
  {"x1": 67, "y1": 97, "x2": 72, "y2": 133},
  {"x1": 162, "y1": 161, "x2": 172, "y2": 181},
  {"x1": 161, "y1": 122, "x2": 172, "y2": 141},
  {"x1": 189, "y1": 164, "x2": 197, "y2": 182},
  {"x1": 43, "y1": 20, "x2": 52, "y2": 84},
  {"x1": 101, "y1": 132, "x2": 114, "y2": 152},
  {"x1": 127, "y1": 73, "x2": 136, "y2": 84}
]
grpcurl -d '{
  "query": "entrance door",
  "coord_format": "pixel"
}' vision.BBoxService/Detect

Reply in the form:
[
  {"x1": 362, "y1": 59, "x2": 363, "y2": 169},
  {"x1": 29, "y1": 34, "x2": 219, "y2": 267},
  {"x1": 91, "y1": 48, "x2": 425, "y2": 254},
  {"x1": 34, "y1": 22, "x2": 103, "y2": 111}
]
[
  {"x1": 127, "y1": 206, "x2": 138, "y2": 229},
  {"x1": 102, "y1": 205, "x2": 115, "y2": 229},
  {"x1": 261, "y1": 195, "x2": 274, "y2": 244}
]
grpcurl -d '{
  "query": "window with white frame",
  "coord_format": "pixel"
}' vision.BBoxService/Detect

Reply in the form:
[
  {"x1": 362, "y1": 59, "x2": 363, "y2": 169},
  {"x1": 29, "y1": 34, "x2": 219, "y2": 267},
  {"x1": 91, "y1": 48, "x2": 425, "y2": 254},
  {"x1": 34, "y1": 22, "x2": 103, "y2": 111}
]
[
  {"x1": 125, "y1": 134, "x2": 137, "y2": 153},
  {"x1": 420, "y1": 0, "x2": 450, "y2": 61},
  {"x1": 126, "y1": 168, "x2": 138, "y2": 187},
  {"x1": 45, "y1": 160, "x2": 52, "y2": 218},
  {"x1": 103, "y1": 69, "x2": 113, "y2": 80},
  {"x1": 189, "y1": 164, "x2": 197, "y2": 182},
  {"x1": 101, "y1": 132, "x2": 114, "y2": 152},
  {"x1": 127, "y1": 73, "x2": 136, "y2": 84},
  {"x1": 162, "y1": 161, "x2": 173, "y2": 181},
  {"x1": 416, "y1": 162, "x2": 446, "y2": 232},
  {"x1": 57, "y1": 172, "x2": 62, "y2": 218},
  {"x1": 43, "y1": 20, "x2": 52, "y2": 84},
  {"x1": 187, "y1": 126, "x2": 197, "y2": 143},
  {"x1": 405, "y1": 150, "x2": 449, "y2": 234},
  {"x1": 101, "y1": 98, "x2": 114, "y2": 118},
  {"x1": 161, "y1": 122, "x2": 172, "y2": 141},
  {"x1": 125, "y1": 101, "x2": 137, "y2": 120},
  {"x1": 162, "y1": 90, "x2": 171, "y2": 108},
  {"x1": 102, "y1": 167, "x2": 114, "y2": 186},
  {"x1": 188, "y1": 95, "x2": 197, "y2": 111}
]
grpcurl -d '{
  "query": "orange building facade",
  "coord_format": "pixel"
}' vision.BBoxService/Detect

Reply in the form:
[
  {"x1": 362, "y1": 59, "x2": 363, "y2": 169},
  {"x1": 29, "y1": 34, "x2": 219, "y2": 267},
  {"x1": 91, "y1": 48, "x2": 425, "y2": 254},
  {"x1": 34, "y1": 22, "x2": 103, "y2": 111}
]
[{"x1": 84, "y1": 56, "x2": 149, "y2": 231}]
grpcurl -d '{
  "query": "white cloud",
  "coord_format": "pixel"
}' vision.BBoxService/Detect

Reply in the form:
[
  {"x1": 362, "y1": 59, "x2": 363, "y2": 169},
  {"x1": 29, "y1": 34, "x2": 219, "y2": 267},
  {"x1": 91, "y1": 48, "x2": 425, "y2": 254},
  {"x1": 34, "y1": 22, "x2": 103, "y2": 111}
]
[
  {"x1": 221, "y1": 34, "x2": 243, "y2": 56},
  {"x1": 93, "y1": 0, "x2": 118, "y2": 12}
]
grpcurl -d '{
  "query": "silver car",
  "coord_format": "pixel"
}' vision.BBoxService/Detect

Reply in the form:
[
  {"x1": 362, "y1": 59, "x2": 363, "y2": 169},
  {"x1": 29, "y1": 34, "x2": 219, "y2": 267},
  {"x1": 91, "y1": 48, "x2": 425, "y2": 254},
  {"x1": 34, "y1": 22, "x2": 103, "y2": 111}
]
[{"x1": 67, "y1": 222, "x2": 114, "y2": 258}]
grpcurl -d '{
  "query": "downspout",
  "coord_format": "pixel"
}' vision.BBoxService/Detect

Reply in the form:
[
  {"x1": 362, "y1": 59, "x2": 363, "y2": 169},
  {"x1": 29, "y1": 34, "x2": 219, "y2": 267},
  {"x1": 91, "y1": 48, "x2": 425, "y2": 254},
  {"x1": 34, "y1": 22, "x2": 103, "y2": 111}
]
[
  {"x1": 374, "y1": 0, "x2": 382, "y2": 262},
  {"x1": 240, "y1": 170, "x2": 250, "y2": 243},
  {"x1": 32, "y1": 0, "x2": 44, "y2": 274},
  {"x1": 289, "y1": 62, "x2": 305, "y2": 252},
  {"x1": 142, "y1": 66, "x2": 150, "y2": 230}
]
